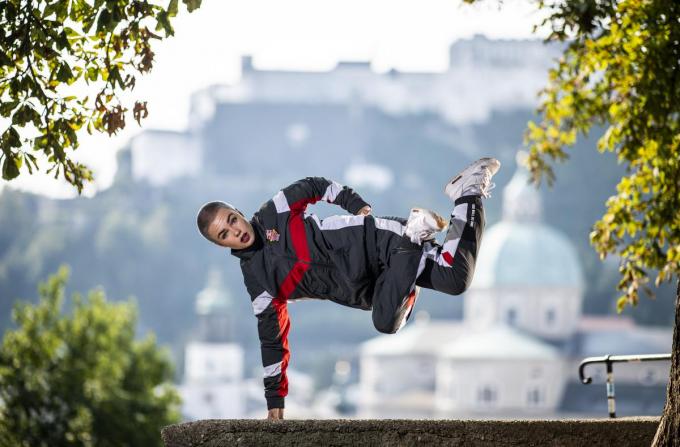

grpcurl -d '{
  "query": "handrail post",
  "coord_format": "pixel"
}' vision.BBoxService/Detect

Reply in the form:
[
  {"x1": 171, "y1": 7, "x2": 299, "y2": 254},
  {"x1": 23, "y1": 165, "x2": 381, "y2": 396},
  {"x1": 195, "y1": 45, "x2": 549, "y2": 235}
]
[
  {"x1": 578, "y1": 353, "x2": 670, "y2": 418},
  {"x1": 604, "y1": 356, "x2": 616, "y2": 418}
]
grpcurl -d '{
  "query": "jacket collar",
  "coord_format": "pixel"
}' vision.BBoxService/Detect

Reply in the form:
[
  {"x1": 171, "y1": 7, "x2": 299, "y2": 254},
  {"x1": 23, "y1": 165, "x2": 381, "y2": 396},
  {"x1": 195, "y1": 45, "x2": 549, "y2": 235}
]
[{"x1": 230, "y1": 217, "x2": 264, "y2": 261}]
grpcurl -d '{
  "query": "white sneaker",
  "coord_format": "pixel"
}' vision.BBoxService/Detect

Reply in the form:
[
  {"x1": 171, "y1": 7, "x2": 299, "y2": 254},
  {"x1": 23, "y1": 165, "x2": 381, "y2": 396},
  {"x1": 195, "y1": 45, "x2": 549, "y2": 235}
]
[
  {"x1": 444, "y1": 157, "x2": 501, "y2": 202},
  {"x1": 404, "y1": 208, "x2": 448, "y2": 245}
]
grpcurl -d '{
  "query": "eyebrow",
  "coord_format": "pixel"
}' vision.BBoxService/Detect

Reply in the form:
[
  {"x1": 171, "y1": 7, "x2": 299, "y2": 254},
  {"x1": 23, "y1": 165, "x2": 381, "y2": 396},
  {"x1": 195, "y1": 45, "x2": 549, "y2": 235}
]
[{"x1": 217, "y1": 212, "x2": 234, "y2": 240}]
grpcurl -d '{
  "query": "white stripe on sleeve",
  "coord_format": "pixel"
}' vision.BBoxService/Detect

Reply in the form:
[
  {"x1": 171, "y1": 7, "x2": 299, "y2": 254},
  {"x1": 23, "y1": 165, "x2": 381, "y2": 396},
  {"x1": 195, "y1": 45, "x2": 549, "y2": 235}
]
[
  {"x1": 272, "y1": 190, "x2": 290, "y2": 213},
  {"x1": 321, "y1": 181, "x2": 343, "y2": 203},
  {"x1": 374, "y1": 217, "x2": 405, "y2": 236},
  {"x1": 263, "y1": 360, "x2": 283, "y2": 378},
  {"x1": 252, "y1": 291, "x2": 274, "y2": 315},
  {"x1": 317, "y1": 215, "x2": 365, "y2": 230}
]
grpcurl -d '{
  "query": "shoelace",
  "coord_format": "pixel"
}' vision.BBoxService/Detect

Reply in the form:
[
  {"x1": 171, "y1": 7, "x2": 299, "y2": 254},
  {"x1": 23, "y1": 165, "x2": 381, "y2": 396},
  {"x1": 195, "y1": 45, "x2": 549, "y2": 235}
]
[
  {"x1": 481, "y1": 181, "x2": 496, "y2": 198},
  {"x1": 466, "y1": 169, "x2": 496, "y2": 198}
]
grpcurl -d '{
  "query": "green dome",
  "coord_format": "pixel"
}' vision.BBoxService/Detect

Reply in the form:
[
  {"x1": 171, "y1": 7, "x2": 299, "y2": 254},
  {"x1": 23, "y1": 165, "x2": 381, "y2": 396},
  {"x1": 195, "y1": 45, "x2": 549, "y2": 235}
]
[
  {"x1": 473, "y1": 151, "x2": 583, "y2": 289},
  {"x1": 473, "y1": 220, "x2": 583, "y2": 288}
]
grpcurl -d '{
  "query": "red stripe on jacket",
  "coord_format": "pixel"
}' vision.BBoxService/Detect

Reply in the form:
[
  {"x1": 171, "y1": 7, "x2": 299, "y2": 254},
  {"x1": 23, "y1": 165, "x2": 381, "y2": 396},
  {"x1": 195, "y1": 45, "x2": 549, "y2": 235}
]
[{"x1": 272, "y1": 195, "x2": 320, "y2": 398}]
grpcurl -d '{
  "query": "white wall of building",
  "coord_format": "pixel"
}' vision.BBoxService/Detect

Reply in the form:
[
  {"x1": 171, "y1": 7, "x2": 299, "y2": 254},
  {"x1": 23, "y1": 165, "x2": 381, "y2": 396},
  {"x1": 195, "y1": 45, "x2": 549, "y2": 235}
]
[
  {"x1": 185, "y1": 342, "x2": 243, "y2": 383},
  {"x1": 181, "y1": 342, "x2": 245, "y2": 420},
  {"x1": 435, "y1": 359, "x2": 566, "y2": 415},
  {"x1": 465, "y1": 287, "x2": 583, "y2": 341}
]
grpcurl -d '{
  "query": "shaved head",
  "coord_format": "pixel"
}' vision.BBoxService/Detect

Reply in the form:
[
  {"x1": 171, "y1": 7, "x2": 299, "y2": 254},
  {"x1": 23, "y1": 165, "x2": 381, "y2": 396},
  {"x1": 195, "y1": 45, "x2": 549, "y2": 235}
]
[
  {"x1": 197, "y1": 201, "x2": 234, "y2": 243},
  {"x1": 196, "y1": 201, "x2": 254, "y2": 249}
]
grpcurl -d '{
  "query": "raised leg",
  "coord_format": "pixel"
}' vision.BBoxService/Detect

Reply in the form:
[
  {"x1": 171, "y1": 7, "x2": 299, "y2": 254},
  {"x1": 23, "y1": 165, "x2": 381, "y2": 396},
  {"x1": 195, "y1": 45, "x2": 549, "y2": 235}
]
[{"x1": 416, "y1": 195, "x2": 485, "y2": 295}]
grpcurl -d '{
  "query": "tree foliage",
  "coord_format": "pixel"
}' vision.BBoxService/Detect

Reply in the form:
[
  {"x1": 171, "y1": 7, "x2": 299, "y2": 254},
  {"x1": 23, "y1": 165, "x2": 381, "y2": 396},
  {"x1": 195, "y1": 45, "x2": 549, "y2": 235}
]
[
  {"x1": 0, "y1": 265, "x2": 180, "y2": 447},
  {"x1": 0, "y1": 0, "x2": 201, "y2": 192},
  {"x1": 524, "y1": 0, "x2": 680, "y2": 311}
]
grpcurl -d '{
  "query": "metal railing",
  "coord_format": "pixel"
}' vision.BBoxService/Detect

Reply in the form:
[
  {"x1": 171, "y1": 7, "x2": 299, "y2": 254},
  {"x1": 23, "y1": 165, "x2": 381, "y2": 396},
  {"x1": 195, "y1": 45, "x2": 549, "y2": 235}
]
[{"x1": 579, "y1": 353, "x2": 671, "y2": 418}]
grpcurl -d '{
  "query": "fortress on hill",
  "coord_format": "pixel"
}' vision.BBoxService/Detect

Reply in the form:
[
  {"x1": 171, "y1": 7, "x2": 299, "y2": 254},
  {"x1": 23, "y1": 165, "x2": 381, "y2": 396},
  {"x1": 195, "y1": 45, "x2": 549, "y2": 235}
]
[{"x1": 120, "y1": 35, "x2": 561, "y2": 188}]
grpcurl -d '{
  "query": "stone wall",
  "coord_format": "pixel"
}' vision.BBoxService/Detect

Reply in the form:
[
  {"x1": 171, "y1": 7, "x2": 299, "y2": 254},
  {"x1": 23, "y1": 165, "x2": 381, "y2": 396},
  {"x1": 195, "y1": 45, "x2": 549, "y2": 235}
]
[{"x1": 162, "y1": 417, "x2": 659, "y2": 447}]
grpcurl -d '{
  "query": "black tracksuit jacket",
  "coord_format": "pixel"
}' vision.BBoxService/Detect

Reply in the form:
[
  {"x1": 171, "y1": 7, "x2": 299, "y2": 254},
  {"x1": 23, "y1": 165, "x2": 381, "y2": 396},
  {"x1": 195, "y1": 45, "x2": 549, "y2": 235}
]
[{"x1": 230, "y1": 177, "x2": 423, "y2": 409}]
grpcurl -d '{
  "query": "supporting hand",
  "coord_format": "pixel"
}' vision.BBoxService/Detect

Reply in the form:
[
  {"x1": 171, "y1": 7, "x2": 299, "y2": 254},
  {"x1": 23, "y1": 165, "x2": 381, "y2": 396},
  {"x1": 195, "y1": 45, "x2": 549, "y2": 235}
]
[
  {"x1": 356, "y1": 205, "x2": 372, "y2": 216},
  {"x1": 267, "y1": 408, "x2": 284, "y2": 420}
]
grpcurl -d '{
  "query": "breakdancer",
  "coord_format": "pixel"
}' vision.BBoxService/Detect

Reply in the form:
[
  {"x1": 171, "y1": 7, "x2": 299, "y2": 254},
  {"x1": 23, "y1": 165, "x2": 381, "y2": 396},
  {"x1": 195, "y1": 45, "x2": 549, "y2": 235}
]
[{"x1": 196, "y1": 157, "x2": 500, "y2": 419}]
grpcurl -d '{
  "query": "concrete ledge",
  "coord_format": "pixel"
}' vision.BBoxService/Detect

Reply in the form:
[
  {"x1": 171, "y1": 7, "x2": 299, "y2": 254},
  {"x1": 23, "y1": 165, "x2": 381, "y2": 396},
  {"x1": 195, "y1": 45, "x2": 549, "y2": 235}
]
[{"x1": 161, "y1": 417, "x2": 660, "y2": 446}]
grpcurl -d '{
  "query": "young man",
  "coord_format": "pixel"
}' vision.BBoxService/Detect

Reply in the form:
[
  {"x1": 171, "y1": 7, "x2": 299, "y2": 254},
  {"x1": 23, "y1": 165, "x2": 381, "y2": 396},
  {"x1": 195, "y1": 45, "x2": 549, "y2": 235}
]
[{"x1": 196, "y1": 157, "x2": 500, "y2": 419}]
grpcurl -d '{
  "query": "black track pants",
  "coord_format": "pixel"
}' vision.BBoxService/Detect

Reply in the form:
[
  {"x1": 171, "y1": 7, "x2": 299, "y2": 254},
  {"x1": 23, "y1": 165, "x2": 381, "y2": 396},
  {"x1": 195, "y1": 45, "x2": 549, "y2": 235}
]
[
  {"x1": 415, "y1": 195, "x2": 485, "y2": 295},
  {"x1": 371, "y1": 195, "x2": 485, "y2": 334}
]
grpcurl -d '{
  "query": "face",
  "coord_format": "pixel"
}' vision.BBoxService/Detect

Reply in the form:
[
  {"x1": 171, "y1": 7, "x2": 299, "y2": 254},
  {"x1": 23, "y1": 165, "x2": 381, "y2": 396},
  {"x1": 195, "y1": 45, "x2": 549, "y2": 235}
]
[{"x1": 207, "y1": 207, "x2": 255, "y2": 249}]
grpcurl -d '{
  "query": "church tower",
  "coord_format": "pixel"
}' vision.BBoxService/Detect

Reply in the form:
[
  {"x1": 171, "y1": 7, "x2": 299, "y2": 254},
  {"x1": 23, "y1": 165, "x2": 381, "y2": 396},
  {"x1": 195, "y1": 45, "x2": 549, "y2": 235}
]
[
  {"x1": 179, "y1": 267, "x2": 245, "y2": 419},
  {"x1": 195, "y1": 267, "x2": 234, "y2": 342}
]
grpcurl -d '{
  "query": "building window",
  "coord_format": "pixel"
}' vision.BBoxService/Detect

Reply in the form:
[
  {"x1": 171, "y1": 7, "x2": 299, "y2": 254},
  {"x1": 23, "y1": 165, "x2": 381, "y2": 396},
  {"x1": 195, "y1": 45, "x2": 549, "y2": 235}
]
[
  {"x1": 203, "y1": 392, "x2": 214, "y2": 404},
  {"x1": 530, "y1": 367, "x2": 543, "y2": 379},
  {"x1": 505, "y1": 308, "x2": 517, "y2": 326},
  {"x1": 416, "y1": 360, "x2": 435, "y2": 391},
  {"x1": 527, "y1": 387, "x2": 544, "y2": 406},
  {"x1": 477, "y1": 385, "x2": 497, "y2": 405},
  {"x1": 545, "y1": 308, "x2": 556, "y2": 326}
]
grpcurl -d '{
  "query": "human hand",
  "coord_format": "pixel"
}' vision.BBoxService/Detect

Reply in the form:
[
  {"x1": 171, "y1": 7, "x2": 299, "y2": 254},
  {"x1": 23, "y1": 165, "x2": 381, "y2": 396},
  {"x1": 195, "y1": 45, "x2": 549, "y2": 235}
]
[
  {"x1": 356, "y1": 205, "x2": 372, "y2": 216},
  {"x1": 267, "y1": 408, "x2": 284, "y2": 420}
]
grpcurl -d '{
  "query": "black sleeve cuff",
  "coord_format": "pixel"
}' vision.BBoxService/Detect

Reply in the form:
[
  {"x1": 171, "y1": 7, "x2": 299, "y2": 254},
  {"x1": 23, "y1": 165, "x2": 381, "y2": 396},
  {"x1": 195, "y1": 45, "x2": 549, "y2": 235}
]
[
  {"x1": 348, "y1": 199, "x2": 370, "y2": 215},
  {"x1": 266, "y1": 396, "x2": 285, "y2": 410}
]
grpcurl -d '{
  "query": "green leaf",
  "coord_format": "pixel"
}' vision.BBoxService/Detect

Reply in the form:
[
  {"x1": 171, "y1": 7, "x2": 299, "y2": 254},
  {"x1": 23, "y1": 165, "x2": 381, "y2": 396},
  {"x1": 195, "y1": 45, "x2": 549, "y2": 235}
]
[
  {"x1": 56, "y1": 63, "x2": 75, "y2": 83},
  {"x1": 87, "y1": 66, "x2": 99, "y2": 82},
  {"x1": 0, "y1": 100, "x2": 18, "y2": 117},
  {"x1": 96, "y1": 8, "x2": 112, "y2": 33},
  {"x1": 34, "y1": 135, "x2": 49, "y2": 149},
  {"x1": 43, "y1": 2, "x2": 59, "y2": 18},
  {"x1": 11, "y1": 104, "x2": 40, "y2": 127},
  {"x1": 0, "y1": 50, "x2": 12, "y2": 67},
  {"x1": 55, "y1": 1, "x2": 69, "y2": 22},
  {"x1": 615, "y1": 296, "x2": 627, "y2": 313},
  {"x1": 55, "y1": 31, "x2": 70, "y2": 51},
  {"x1": 4, "y1": 127, "x2": 21, "y2": 148},
  {"x1": 24, "y1": 153, "x2": 35, "y2": 174},
  {"x1": 155, "y1": 11, "x2": 174, "y2": 36},
  {"x1": 182, "y1": 0, "x2": 202, "y2": 12},
  {"x1": 108, "y1": 66, "x2": 124, "y2": 89},
  {"x1": 168, "y1": 0, "x2": 179, "y2": 17},
  {"x1": 2, "y1": 154, "x2": 20, "y2": 180},
  {"x1": 82, "y1": 14, "x2": 96, "y2": 33}
]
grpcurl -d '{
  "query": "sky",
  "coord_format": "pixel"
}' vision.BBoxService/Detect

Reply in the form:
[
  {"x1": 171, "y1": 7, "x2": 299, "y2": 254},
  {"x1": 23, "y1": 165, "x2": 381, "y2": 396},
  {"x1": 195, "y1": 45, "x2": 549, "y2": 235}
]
[{"x1": 2, "y1": 0, "x2": 549, "y2": 198}]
